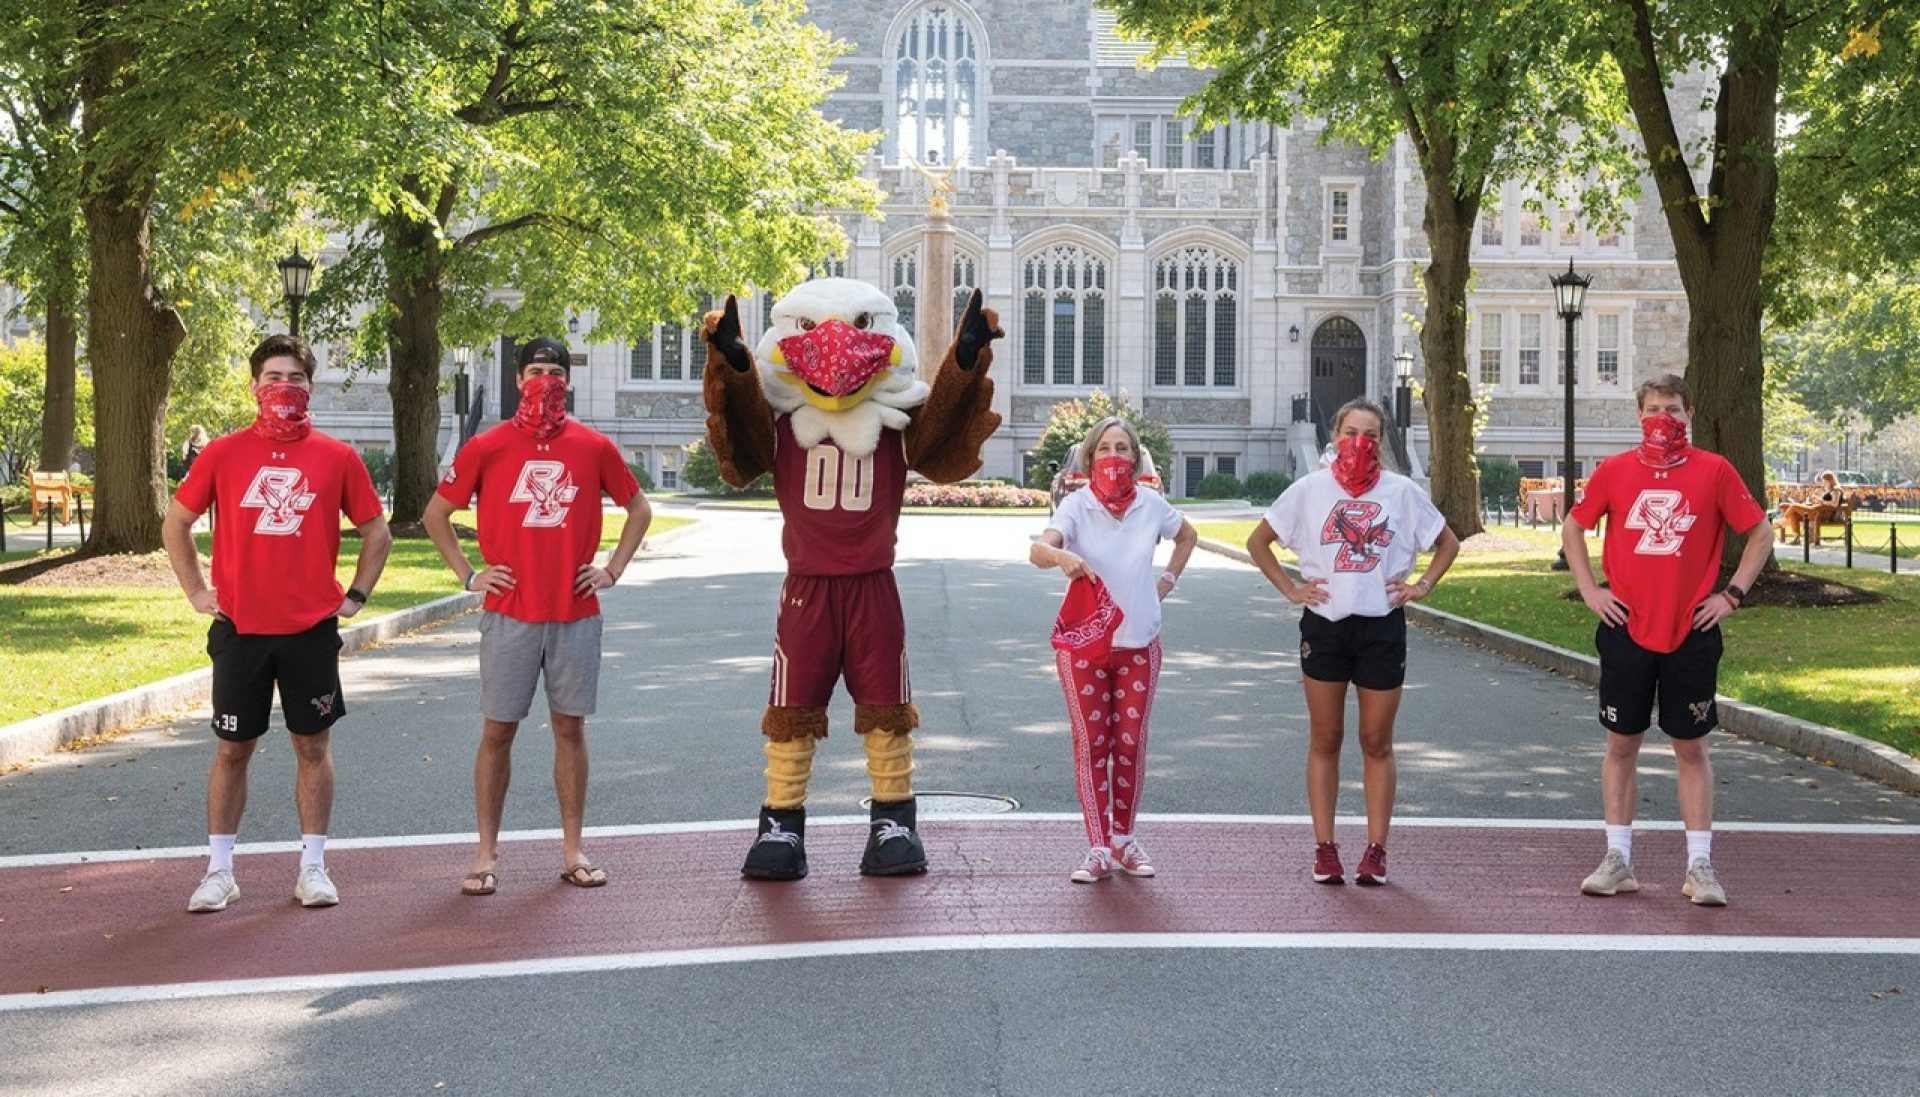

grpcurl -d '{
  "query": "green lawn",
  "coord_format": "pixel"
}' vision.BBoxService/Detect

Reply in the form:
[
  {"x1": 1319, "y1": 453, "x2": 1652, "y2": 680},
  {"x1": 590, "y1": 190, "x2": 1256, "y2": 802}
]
[
  {"x1": 0, "y1": 512, "x2": 689, "y2": 728},
  {"x1": 1195, "y1": 521, "x2": 1919, "y2": 757}
]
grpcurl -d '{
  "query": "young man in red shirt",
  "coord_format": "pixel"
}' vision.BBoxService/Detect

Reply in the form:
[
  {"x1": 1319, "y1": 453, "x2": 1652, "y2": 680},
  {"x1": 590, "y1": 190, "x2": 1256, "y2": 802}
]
[
  {"x1": 163, "y1": 335, "x2": 393, "y2": 913},
  {"x1": 423, "y1": 338, "x2": 648, "y2": 896},
  {"x1": 1563, "y1": 374, "x2": 1770, "y2": 906}
]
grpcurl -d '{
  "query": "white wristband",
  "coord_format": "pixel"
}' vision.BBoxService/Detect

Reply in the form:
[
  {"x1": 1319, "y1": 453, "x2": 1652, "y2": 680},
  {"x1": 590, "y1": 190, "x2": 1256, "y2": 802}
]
[{"x1": 1160, "y1": 570, "x2": 1178, "y2": 587}]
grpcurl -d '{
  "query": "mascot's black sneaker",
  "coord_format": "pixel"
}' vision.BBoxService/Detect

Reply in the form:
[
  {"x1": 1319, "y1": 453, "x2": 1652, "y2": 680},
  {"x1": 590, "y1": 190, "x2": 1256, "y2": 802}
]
[
  {"x1": 860, "y1": 798, "x2": 929, "y2": 876},
  {"x1": 742, "y1": 806, "x2": 808, "y2": 881}
]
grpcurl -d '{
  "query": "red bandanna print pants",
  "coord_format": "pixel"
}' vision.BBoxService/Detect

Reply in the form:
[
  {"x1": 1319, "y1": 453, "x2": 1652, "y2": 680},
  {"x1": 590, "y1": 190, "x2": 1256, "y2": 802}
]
[{"x1": 1054, "y1": 640, "x2": 1162, "y2": 849}]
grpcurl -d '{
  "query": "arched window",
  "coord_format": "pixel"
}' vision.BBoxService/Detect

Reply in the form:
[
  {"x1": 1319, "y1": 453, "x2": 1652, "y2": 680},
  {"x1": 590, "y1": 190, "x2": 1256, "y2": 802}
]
[
  {"x1": 1152, "y1": 247, "x2": 1239, "y2": 388},
  {"x1": 1021, "y1": 245, "x2": 1108, "y2": 387},
  {"x1": 951, "y1": 251, "x2": 978, "y2": 326},
  {"x1": 890, "y1": 252, "x2": 918, "y2": 335},
  {"x1": 893, "y1": 4, "x2": 981, "y2": 165}
]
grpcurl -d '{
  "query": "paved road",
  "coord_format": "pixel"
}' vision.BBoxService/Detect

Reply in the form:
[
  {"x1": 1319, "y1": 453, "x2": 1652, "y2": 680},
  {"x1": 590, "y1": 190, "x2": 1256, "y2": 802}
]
[{"x1": 2, "y1": 507, "x2": 1916, "y2": 1095}]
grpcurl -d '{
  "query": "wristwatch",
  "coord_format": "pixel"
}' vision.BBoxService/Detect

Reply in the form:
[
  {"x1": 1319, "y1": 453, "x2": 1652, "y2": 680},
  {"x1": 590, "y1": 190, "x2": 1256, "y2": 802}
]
[
  {"x1": 1722, "y1": 582, "x2": 1747, "y2": 606},
  {"x1": 344, "y1": 587, "x2": 369, "y2": 605}
]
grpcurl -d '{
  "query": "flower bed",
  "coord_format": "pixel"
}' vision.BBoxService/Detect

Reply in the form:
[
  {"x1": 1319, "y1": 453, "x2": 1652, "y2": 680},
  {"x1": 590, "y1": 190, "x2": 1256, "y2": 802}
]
[{"x1": 902, "y1": 483, "x2": 1050, "y2": 508}]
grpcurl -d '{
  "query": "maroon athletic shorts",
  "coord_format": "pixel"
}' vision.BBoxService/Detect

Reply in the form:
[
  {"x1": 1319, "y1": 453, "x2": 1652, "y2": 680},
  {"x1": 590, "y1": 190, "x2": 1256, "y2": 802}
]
[{"x1": 769, "y1": 571, "x2": 910, "y2": 709}]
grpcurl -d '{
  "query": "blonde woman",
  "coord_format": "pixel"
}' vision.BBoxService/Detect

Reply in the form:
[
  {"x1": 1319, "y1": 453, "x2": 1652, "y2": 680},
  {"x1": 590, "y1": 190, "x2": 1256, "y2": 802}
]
[
  {"x1": 1030, "y1": 417, "x2": 1198, "y2": 882},
  {"x1": 1247, "y1": 399, "x2": 1459, "y2": 886}
]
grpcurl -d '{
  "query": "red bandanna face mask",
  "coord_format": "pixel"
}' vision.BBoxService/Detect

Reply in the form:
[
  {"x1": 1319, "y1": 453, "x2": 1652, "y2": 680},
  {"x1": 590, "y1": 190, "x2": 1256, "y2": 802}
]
[
  {"x1": 1638, "y1": 411, "x2": 1691, "y2": 469},
  {"x1": 1089, "y1": 455, "x2": 1137, "y2": 518},
  {"x1": 251, "y1": 382, "x2": 312, "y2": 443},
  {"x1": 777, "y1": 320, "x2": 895, "y2": 397},
  {"x1": 512, "y1": 373, "x2": 570, "y2": 440},
  {"x1": 1052, "y1": 575, "x2": 1126, "y2": 662},
  {"x1": 1332, "y1": 433, "x2": 1381, "y2": 497}
]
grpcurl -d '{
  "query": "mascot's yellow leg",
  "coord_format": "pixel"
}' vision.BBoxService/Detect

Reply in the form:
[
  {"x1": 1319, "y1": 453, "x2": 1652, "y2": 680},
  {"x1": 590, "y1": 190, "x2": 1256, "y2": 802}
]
[
  {"x1": 856, "y1": 703, "x2": 920, "y2": 802},
  {"x1": 762, "y1": 737, "x2": 815, "y2": 811}
]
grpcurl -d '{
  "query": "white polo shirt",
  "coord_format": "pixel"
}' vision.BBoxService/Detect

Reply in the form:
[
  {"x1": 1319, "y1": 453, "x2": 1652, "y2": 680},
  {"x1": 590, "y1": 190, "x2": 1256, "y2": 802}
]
[
  {"x1": 1046, "y1": 487, "x2": 1185, "y2": 649},
  {"x1": 1262, "y1": 468, "x2": 1447, "y2": 621}
]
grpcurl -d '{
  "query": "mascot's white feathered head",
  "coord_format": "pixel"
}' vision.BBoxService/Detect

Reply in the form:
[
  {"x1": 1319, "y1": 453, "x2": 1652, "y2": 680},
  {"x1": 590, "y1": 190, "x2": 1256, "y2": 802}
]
[{"x1": 756, "y1": 277, "x2": 930, "y2": 457}]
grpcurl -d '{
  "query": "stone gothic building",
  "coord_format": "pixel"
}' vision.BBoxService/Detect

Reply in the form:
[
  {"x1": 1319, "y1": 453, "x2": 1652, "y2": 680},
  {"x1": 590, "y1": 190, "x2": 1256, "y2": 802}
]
[{"x1": 310, "y1": 0, "x2": 1692, "y2": 494}]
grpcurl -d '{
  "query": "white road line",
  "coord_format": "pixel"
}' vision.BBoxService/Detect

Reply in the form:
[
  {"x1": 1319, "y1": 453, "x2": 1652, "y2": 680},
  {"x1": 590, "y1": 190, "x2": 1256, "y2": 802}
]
[
  {"x1": 3, "y1": 814, "x2": 1916, "y2": 870},
  {"x1": 5, "y1": 931, "x2": 1919, "y2": 1013}
]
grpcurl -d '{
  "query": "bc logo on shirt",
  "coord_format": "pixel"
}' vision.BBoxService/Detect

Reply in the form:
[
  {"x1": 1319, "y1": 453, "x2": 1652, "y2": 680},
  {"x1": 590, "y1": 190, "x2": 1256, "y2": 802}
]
[
  {"x1": 509, "y1": 460, "x2": 579, "y2": 528},
  {"x1": 1623, "y1": 489, "x2": 1696, "y2": 556},
  {"x1": 239, "y1": 467, "x2": 316, "y2": 535},
  {"x1": 1319, "y1": 500, "x2": 1394, "y2": 572}
]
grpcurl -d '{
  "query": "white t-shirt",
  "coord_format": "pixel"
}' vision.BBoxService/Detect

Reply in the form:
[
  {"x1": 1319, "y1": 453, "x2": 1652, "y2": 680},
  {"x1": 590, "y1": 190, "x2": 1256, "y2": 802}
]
[
  {"x1": 1046, "y1": 488, "x2": 1185, "y2": 648},
  {"x1": 1261, "y1": 468, "x2": 1448, "y2": 621}
]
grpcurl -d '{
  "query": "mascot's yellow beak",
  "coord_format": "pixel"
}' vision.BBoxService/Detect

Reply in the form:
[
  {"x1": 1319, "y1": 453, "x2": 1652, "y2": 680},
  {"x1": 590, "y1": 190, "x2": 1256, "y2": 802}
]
[{"x1": 770, "y1": 338, "x2": 903, "y2": 411}]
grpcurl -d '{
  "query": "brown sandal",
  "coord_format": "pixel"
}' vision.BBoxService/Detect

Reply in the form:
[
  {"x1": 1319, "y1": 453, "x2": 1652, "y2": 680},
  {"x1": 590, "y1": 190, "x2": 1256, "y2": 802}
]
[
  {"x1": 461, "y1": 870, "x2": 497, "y2": 896},
  {"x1": 559, "y1": 862, "x2": 608, "y2": 888}
]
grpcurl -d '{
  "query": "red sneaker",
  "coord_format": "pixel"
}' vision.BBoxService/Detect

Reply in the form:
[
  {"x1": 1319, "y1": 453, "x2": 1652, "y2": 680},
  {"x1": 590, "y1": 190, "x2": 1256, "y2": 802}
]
[
  {"x1": 1312, "y1": 842, "x2": 1344, "y2": 885},
  {"x1": 1355, "y1": 843, "x2": 1388, "y2": 886}
]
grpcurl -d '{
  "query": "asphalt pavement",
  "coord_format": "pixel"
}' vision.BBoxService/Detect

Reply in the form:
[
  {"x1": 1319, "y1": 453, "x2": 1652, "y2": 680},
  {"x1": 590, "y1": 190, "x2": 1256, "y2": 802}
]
[{"x1": 1, "y1": 505, "x2": 1915, "y2": 1095}]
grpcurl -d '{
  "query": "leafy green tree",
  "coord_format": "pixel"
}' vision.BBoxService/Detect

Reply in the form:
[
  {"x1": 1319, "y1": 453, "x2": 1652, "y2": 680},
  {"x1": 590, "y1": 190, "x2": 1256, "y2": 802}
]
[
  {"x1": 1771, "y1": 277, "x2": 1920, "y2": 435},
  {"x1": 681, "y1": 438, "x2": 768, "y2": 495},
  {"x1": 294, "y1": 0, "x2": 878, "y2": 528},
  {"x1": 0, "y1": 338, "x2": 92, "y2": 482},
  {"x1": 1031, "y1": 389, "x2": 1173, "y2": 481},
  {"x1": 1107, "y1": 0, "x2": 1630, "y2": 537}
]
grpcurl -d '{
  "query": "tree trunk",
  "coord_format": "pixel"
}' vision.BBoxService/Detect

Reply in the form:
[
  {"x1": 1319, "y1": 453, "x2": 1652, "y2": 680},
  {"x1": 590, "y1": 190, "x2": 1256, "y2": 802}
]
[
  {"x1": 79, "y1": 32, "x2": 184, "y2": 555},
  {"x1": 38, "y1": 286, "x2": 78, "y2": 472},
  {"x1": 1418, "y1": 178, "x2": 1486, "y2": 537},
  {"x1": 383, "y1": 212, "x2": 446, "y2": 529},
  {"x1": 1612, "y1": 0, "x2": 1781, "y2": 568}
]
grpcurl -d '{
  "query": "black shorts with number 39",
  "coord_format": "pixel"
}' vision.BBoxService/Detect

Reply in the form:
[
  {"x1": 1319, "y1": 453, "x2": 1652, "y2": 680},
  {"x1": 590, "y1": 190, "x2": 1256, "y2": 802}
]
[
  {"x1": 1595, "y1": 620, "x2": 1722, "y2": 740},
  {"x1": 207, "y1": 616, "x2": 346, "y2": 741}
]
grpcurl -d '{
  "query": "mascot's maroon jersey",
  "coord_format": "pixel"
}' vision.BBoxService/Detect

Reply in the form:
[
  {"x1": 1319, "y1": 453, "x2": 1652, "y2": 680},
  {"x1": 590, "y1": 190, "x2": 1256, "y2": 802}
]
[{"x1": 773, "y1": 416, "x2": 907, "y2": 576}]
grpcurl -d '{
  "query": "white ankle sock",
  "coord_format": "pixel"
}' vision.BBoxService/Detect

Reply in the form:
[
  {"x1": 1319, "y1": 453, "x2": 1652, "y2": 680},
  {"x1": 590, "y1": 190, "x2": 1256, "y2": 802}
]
[
  {"x1": 208, "y1": 835, "x2": 236, "y2": 874},
  {"x1": 1604, "y1": 824, "x2": 1633, "y2": 863},
  {"x1": 300, "y1": 834, "x2": 327, "y2": 869},
  {"x1": 1110, "y1": 832, "x2": 1135, "y2": 850},
  {"x1": 1685, "y1": 830, "x2": 1712, "y2": 867}
]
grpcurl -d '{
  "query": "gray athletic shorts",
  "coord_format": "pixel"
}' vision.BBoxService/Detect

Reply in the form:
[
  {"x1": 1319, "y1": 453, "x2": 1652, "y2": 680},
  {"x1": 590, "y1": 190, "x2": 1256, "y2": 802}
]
[{"x1": 477, "y1": 612, "x2": 604, "y2": 722}]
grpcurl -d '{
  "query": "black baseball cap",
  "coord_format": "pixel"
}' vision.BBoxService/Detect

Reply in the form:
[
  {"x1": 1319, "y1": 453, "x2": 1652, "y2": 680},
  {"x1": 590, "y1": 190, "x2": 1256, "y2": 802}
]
[{"x1": 517, "y1": 337, "x2": 571, "y2": 372}]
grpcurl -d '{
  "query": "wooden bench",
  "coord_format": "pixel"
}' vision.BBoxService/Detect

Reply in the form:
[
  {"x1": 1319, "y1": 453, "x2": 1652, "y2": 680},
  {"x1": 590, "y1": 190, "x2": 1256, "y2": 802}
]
[{"x1": 29, "y1": 471, "x2": 77, "y2": 525}]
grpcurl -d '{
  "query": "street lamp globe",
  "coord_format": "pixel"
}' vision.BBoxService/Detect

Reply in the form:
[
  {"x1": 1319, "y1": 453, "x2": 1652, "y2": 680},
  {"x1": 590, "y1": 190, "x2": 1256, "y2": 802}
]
[
  {"x1": 452, "y1": 345, "x2": 471, "y2": 370},
  {"x1": 1551, "y1": 258, "x2": 1591, "y2": 320},
  {"x1": 1393, "y1": 348, "x2": 1414, "y2": 382},
  {"x1": 276, "y1": 249, "x2": 315, "y2": 337}
]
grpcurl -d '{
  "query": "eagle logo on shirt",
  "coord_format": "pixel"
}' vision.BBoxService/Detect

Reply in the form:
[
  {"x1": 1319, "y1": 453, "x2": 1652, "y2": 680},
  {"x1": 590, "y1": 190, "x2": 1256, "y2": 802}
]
[
  {"x1": 1320, "y1": 500, "x2": 1394, "y2": 572},
  {"x1": 509, "y1": 460, "x2": 579, "y2": 528},
  {"x1": 1623, "y1": 489, "x2": 1696, "y2": 556},
  {"x1": 239, "y1": 467, "x2": 316, "y2": 535}
]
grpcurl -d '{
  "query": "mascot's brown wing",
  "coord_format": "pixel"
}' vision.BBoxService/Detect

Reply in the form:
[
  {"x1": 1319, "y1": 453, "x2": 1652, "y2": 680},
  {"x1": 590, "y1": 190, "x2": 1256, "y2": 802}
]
[
  {"x1": 700, "y1": 295, "x2": 777, "y2": 488},
  {"x1": 905, "y1": 288, "x2": 1004, "y2": 484}
]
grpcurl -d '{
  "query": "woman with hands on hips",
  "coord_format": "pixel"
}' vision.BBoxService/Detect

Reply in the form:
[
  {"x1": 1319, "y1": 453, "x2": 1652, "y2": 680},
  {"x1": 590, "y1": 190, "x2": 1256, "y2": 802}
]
[
  {"x1": 1030, "y1": 417, "x2": 1198, "y2": 883},
  {"x1": 1246, "y1": 398, "x2": 1459, "y2": 888}
]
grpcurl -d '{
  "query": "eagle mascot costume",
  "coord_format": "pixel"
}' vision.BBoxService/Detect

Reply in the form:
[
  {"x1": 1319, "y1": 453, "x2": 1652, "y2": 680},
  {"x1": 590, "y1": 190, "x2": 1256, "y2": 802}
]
[{"x1": 702, "y1": 279, "x2": 1002, "y2": 880}]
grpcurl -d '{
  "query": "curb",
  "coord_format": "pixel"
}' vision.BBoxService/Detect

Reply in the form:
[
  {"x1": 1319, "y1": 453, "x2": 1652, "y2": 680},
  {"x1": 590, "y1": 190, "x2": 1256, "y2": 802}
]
[
  {"x1": 1196, "y1": 537, "x2": 1920, "y2": 796},
  {"x1": 0, "y1": 521, "x2": 701, "y2": 770}
]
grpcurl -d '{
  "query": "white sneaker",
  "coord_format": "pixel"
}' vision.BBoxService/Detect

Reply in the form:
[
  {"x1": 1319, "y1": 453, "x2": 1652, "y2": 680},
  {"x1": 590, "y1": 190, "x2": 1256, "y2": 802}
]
[
  {"x1": 188, "y1": 870, "x2": 239, "y2": 913},
  {"x1": 1580, "y1": 849, "x2": 1639, "y2": 896},
  {"x1": 1682, "y1": 858, "x2": 1728, "y2": 907},
  {"x1": 294, "y1": 864, "x2": 339, "y2": 908}
]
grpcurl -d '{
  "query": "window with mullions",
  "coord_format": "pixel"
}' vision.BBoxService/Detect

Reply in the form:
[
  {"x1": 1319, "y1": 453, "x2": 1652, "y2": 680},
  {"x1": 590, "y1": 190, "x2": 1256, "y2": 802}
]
[
  {"x1": 1020, "y1": 245, "x2": 1108, "y2": 387},
  {"x1": 893, "y1": 4, "x2": 980, "y2": 166},
  {"x1": 1152, "y1": 247, "x2": 1240, "y2": 388},
  {"x1": 891, "y1": 252, "x2": 918, "y2": 335},
  {"x1": 1596, "y1": 314, "x2": 1621, "y2": 386},
  {"x1": 1477, "y1": 312, "x2": 1503, "y2": 387},
  {"x1": 632, "y1": 295, "x2": 715, "y2": 383},
  {"x1": 1518, "y1": 312, "x2": 1542, "y2": 386},
  {"x1": 951, "y1": 252, "x2": 978, "y2": 326}
]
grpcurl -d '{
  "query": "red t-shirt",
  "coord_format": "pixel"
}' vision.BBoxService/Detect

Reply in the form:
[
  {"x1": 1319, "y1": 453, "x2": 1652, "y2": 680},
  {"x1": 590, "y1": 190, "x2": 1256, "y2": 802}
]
[
  {"x1": 174, "y1": 428, "x2": 385, "y2": 635},
  {"x1": 772, "y1": 417, "x2": 907, "y2": 576},
  {"x1": 436, "y1": 420, "x2": 641, "y2": 623},
  {"x1": 1569, "y1": 449, "x2": 1765, "y2": 654}
]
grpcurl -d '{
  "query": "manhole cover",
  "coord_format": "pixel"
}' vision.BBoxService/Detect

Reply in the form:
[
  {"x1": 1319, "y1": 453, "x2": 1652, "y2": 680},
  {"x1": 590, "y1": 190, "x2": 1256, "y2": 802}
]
[{"x1": 860, "y1": 791, "x2": 1020, "y2": 815}]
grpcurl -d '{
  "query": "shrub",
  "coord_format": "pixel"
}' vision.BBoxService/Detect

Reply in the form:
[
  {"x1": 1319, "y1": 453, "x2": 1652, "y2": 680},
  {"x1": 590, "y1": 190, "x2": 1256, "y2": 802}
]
[
  {"x1": 360, "y1": 448, "x2": 394, "y2": 495},
  {"x1": 902, "y1": 483, "x2": 1050, "y2": 508},
  {"x1": 627, "y1": 460, "x2": 655, "y2": 493},
  {"x1": 1243, "y1": 470, "x2": 1291, "y2": 505},
  {"x1": 1477, "y1": 456, "x2": 1522, "y2": 506},
  {"x1": 681, "y1": 437, "x2": 771, "y2": 495},
  {"x1": 1031, "y1": 390, "x2": 1174, "y2": 483},
  {"x1": 1192, "y1": 472, "x2": 1244, "y2": 499}
]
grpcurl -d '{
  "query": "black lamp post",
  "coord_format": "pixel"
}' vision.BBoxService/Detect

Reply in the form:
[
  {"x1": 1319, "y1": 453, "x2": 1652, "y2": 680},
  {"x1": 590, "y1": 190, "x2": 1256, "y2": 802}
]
[
  {"x1": 452, "y1": 345, "x2": 472, "y2": 445},
  {"x1": 1549, "y1": 258, "x2": 1592, "y2": 569},
  {"x1": 1393, "y1": 347, "x2": 1415, "y2": 468},
  {"x1": 276, "y1": 249, "x2": 314, "y2": 338}
]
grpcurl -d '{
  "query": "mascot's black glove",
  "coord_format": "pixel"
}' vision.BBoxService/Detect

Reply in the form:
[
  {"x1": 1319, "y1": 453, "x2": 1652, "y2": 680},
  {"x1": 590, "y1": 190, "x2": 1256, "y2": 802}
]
[
  {"x1": 702, "y1": 295, "x2": 754, "y2": 374},
  {"x1": 954, "y1": 288, "x2": 1004, "y2": 372}
]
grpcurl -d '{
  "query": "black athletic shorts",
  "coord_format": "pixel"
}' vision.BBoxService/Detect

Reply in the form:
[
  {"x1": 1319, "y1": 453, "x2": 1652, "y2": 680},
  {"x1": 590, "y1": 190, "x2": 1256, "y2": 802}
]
[
  {"x1": 1299, "y1": 607, "x2": 1407, "y2": 691},
  {"x1": 207, "y1": 616, "x2": 345, "y2": 741},
  {"x1": 1595, "y1": 620, "x2": 1722, "y2": 740}
]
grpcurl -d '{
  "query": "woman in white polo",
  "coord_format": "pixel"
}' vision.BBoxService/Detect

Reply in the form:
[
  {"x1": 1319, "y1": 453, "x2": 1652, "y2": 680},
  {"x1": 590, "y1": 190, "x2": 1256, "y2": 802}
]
[
  {"x1": 1030, "y1": 417, "x2": 1198, "y2": 883},
  {"x1": 1247, "y1": 398, "x2": 1459, "y2": 887}
]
